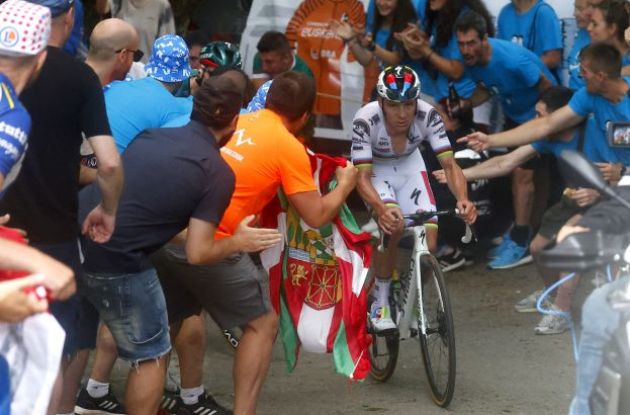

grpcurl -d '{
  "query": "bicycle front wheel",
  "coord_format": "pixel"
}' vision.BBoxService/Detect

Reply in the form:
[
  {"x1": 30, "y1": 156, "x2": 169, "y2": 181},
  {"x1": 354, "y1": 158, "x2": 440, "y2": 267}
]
[{"x1": 418, "y1": 255, "x2": 456, "y2": 408}]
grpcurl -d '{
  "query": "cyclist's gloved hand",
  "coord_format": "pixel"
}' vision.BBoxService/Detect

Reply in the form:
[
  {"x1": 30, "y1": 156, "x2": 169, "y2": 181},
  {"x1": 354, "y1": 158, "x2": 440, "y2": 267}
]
[
  {"x1": 378, "y1": 206, "x2": 404, "y2": 235},
  {"x1": 456, "y1": 199, "x2": 477, "y2": 225}
]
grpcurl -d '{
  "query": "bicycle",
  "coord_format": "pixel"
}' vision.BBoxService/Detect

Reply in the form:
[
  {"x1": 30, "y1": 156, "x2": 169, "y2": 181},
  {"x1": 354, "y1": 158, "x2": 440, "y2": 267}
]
[{"x1": 367, "y1": 209, "x2": 474, "y2": 408}]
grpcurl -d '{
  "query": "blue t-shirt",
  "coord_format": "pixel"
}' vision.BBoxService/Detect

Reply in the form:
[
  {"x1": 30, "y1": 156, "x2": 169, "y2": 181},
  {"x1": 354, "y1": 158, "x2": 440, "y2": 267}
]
[
  {"x1": 105, "y1": 77, "x2": 192, "y2": 153},
  {"x1": 530, "y1": 123, "x2": 602, "y2": 162},
  {"x1": 430, "y1": 9, "x2": 476, "y2": 100},
  {"x1": 464, "y1": 38, "x2": 556, "y2": 123},
  {"x1": 569, "y1": 82, "x2": 630, "y2": 165},
  {"x1": 62, "y1": 0, "x2": 85, "y2": 57},
  {"x1": 567, "y1": 28, "x2": 591, "y2": 91},
  {"x1": 0, "y1": 73, "x2": 30, "y2": 196},
  {"x1": 497, "y1": 0, "x2": 562, "y2": 58},
  {"x1": 367, "y1": 0, "x2": 426, "y2": 31},
  {"x1": 531, "y1": 132, "x2": 579, "y2": 158}
]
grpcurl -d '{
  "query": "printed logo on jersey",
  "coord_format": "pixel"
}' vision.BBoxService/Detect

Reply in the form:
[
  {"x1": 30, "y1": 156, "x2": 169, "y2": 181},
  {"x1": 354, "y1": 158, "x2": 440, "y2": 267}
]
[
  {"x1": 232, "y1": 129, "x2": 255, "y2": 146},
  {"x1": 352, "y1": 119, "x2": 370, "y2": 142},
  {"x1": 0, "y1": 121, "x2": 27, "y2": 145},
  {"x1": 416, "y1": 110, "x2": 427, "y2": 122},
  {"x1": 426, "y1": 109, "x2": 441, "y2": 129},
  {"x1": 369, "y1": 113, "x2": 380, "y2": 127},
  {"x1": 511, "y1": 35, "x2": 524, "y2": 47},
  {"x1": 0, "y1": 27, "x2": 19, "y2": 48},
  {"x1": 410, "y1": 188, "x2": 422, "y2": 205}
]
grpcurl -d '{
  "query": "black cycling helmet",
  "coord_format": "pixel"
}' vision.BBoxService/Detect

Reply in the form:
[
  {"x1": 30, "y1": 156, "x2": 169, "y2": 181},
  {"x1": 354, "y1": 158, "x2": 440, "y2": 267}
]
[
  {"x1": 199, "y1": 41, "x2": 243, "y2": 70},
  {"x1": 376, "y1": 65, "x2": 421, "y2": 102}
]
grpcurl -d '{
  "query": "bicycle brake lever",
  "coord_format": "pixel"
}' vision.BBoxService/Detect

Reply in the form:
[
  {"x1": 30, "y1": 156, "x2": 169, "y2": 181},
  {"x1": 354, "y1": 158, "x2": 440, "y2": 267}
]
[{"x1": 461, "y1": 224, "x2": 475, "y2": 244}]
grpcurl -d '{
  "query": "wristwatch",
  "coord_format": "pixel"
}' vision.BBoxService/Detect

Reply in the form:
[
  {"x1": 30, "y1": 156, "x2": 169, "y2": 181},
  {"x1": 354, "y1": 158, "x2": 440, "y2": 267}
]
[{"x1": 367, "y1": 40, "x2": 376, "y2": 52}]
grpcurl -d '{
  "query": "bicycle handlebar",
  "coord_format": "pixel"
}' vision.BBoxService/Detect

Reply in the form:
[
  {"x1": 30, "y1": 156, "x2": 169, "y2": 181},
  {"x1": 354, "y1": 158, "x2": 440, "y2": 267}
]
[
  {"x1": 403, "y1": 209, "x2": 476, "y2": 244},
  {"x1": 378, "y1": 209, "x2": 477, "y2": 251}
]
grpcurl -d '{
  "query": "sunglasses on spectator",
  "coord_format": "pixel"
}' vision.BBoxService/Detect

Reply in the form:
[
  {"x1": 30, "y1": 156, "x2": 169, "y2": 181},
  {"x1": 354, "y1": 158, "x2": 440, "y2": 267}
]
[{"x1": 116, "y1": 48, "x2": 144, "y2": 62}]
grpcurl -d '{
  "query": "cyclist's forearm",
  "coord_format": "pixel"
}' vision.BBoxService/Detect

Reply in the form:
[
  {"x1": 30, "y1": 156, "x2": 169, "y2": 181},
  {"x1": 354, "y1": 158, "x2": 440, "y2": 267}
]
[
  {"x1": 443, "y1": 161, "x2": 469, "y2": 202},
  {"x1": 357, "y1": 173, "x2": 387, "y2": 214}
]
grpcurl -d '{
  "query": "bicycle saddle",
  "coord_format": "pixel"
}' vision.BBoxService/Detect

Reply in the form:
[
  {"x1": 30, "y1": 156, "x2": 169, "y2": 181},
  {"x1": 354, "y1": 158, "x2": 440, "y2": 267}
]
[{"x1": 536, "y1": 231, "x2": 626, "y2": 272}]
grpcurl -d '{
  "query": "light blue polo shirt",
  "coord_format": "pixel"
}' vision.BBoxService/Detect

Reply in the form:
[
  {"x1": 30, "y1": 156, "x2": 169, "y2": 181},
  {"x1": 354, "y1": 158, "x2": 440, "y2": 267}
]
[
  {"x1": 463, "y1": 38, "x2": 557, "y2": 123},
  {"x1": 105, "y1": 77, "x2": 192, "y2": 153}
]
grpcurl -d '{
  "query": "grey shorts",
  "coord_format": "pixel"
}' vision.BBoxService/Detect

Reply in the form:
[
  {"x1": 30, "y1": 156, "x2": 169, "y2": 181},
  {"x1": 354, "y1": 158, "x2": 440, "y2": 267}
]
[
  {"x1": 151, "y1": 246, "x2": 271, "y2": 329},
  {"x1": 538, "y1": 198, "x2": 586, "y2": 240}
]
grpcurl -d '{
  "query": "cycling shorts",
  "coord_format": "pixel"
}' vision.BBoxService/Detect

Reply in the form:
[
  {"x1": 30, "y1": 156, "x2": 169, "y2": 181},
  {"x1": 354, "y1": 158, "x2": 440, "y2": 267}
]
[{"x1": 371, "y1": 150, "x2": 438, "y2": 227}]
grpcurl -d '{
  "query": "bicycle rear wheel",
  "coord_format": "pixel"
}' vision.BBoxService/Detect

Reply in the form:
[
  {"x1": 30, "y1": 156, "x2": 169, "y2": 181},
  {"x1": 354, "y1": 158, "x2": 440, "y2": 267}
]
[{"x1": 418, "y1": 255, "x2": 456, "y2": 407}]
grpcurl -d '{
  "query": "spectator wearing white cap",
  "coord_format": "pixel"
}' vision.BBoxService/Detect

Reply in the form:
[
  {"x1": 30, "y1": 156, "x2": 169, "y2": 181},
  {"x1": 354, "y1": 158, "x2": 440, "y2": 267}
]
[
  {"x1": 0, "y1": 0, "x2": 124, "y2": 414},
  {"x1": 104, "y1": 34, "x2": 193, "y2": 153},
  {"x1": 0, "y1": 0, "x2": 50, "y2": 193}
]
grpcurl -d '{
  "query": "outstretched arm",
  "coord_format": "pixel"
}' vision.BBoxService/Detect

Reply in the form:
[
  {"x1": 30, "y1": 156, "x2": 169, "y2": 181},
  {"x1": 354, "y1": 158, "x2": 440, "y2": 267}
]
[
  {"x1": 460, "y1": 106, "x2": 584, "y2": 151},
  {"x1": 434, "y1": 145, "x2": 537, "y2": 182},
  {"x1": 185, "y1": 216, "x2": 282, "y2": 265}
]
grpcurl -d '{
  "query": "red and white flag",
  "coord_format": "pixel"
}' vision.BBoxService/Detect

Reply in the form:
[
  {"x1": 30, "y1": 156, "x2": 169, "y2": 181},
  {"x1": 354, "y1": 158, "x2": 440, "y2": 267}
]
[{"x1": 260, "y1": 153, "x2": 373, "y2": 379}]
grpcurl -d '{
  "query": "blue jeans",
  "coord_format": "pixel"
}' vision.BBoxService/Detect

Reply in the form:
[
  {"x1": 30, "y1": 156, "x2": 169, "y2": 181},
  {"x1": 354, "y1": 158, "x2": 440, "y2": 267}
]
[
  {"x1": 83, "y1": 267, "x2": 171, "y2": 363},
  {"x1": 569, "y1": 276, "x2": 627, "y2": 415}
]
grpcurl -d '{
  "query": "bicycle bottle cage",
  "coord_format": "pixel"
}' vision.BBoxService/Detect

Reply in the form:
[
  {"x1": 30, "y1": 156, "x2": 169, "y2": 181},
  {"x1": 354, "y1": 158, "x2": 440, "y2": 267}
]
[{"x1": 537, "y1": 231, "x2": 627, "y2": 272}]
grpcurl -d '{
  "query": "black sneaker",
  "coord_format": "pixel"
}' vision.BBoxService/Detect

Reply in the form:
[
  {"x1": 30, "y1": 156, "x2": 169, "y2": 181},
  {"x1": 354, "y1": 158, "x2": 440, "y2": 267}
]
[
  {"x1": 176, "y1": 392, "x2": 233, "y2": 415},
  {"x1": 160, "y1": 388, "x2": 181, "y2": 414},
  {"x1": 74, "y1": 387, "x2": 126, "y2": 414},
  {"x1": 438, "y1": 248, "x2": 466, "y2": 272}
]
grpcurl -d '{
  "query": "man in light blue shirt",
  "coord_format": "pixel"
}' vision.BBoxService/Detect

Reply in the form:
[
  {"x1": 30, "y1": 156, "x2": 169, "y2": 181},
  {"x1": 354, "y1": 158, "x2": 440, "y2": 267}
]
[
  {"x1": 497, "y1": 0, "x2": 563, "y2": 80},
  {"x1": 462, "y1": 42, "x2": 630, "y2": 194},
  {"x1": 105, "y1": 34, "x2": 192, "y2": 153},
  {"x1": 455, "y1": 10, "x2": 556, "y2": 269}
]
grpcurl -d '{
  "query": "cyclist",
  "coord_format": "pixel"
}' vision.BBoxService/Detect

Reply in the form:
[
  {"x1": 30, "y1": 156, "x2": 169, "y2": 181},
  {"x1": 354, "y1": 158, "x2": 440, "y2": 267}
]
[
  {"x1": 352, "y1": 65, "x2": 476, "y2": 332},
  {"x1": 179, "y1": 41, "x2": 243, "y2": 98}
]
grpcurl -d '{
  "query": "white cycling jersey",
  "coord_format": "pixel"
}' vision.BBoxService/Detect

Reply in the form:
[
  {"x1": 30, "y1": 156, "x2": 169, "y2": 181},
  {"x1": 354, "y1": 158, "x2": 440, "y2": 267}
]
[
  {"x1": 350, "y1": 100, "x2": 453, "y2": 223},
  {"x1": 350, "y1": 99, "x2": 452, "y2": 165}
]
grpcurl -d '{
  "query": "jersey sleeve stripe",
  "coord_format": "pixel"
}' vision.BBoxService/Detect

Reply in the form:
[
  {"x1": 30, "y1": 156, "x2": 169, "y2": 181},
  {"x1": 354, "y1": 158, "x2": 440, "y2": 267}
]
[
  {"x1": 1, "y1": 84, "x2": 14, "y2": 109},
  {"x1": 435, "y1": 149, "x2": 454, "y2": 159}
]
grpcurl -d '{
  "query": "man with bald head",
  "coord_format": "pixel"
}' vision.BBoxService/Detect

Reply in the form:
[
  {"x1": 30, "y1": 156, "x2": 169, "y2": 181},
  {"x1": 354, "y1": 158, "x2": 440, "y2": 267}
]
[{"x1": 86, "y1": 18, "x2": 140, "y2": 87}]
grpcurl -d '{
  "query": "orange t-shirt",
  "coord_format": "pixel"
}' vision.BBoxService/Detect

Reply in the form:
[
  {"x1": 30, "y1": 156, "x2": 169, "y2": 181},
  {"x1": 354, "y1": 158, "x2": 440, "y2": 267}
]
[{"x1": 217, "y1": 109, "x2": 318, "y2": 238}]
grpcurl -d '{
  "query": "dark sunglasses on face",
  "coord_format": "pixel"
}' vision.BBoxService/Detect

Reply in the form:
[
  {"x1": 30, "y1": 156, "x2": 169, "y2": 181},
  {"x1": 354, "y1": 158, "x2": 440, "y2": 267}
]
[{"x1": 116, "y1": 48, "x2": 144, "y2": 62}]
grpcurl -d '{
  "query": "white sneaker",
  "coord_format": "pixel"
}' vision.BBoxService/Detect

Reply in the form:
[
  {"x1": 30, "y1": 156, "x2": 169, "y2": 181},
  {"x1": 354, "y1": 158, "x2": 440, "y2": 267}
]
[
  {"x1": 534, "y1": 307, "x2": 570, "y2": 335},
  {"x1": 514, "y1": 289, "x2": 545, "y2": 313},
  {"x1": 370, "y1": 304, "x2": 396, "y2": 333}
]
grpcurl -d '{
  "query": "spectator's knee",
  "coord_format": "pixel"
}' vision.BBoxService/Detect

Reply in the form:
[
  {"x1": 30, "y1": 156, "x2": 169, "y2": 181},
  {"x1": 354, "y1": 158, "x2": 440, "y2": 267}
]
[{"x1": 246, "y1": 310, "x2": 278, "y2": 340}]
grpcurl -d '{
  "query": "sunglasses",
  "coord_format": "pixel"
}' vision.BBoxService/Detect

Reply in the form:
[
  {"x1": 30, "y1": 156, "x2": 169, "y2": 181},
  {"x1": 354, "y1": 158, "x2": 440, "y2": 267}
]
[{"x1": 116, "y1": 48, "x2": 144, "y2": 62}]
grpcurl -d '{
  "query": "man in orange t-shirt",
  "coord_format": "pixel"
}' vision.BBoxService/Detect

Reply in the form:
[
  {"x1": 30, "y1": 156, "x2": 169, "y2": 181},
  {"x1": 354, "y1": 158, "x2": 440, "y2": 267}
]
[{"x1": 155, "y1": 71, "x2": 358, "y2": 415}]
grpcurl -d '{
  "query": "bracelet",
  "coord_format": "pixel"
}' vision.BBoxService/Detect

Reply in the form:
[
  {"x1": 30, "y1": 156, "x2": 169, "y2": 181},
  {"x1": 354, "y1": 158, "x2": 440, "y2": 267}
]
[{"x1": 367, "y1": 40, "x2": 376, "y2": 52}]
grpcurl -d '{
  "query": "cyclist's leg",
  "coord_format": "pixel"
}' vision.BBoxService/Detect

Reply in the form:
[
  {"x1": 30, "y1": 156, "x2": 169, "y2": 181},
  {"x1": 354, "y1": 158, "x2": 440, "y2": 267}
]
[{"x1": 370, "y1": 165, "x2": 402, "y2": 331}]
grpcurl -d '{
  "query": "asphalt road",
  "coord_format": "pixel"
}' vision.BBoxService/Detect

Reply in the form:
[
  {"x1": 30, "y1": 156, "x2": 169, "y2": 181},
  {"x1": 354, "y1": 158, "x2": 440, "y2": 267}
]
[{"x1": 109, "y1": 260, "x2": 579, "y2": 415}]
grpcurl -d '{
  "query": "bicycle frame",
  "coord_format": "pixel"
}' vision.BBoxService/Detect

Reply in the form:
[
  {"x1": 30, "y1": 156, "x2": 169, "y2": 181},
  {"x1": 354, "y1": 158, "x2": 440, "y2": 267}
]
[{"x1": 396, "y1": 225, "x2": 431, "y2": 340}]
